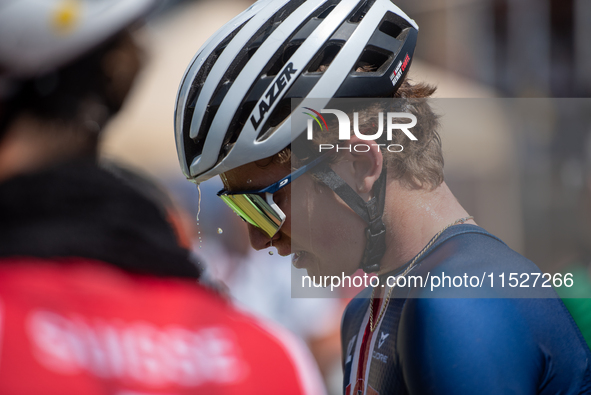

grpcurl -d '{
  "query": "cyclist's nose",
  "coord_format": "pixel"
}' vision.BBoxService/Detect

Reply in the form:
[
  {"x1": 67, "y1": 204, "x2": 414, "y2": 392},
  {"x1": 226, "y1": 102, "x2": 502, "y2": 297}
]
[{"x1": 247, "y1": 224, "x2": 273, "y2": 250}]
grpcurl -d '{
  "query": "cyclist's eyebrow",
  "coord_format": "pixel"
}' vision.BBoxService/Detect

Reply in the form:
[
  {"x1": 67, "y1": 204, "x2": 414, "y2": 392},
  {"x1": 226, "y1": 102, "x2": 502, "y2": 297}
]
[
  {"x1": 219, "y1": 174, "x2": 268, "y2": 194},
  {"x1": 219, "y1": 173, "x2": 254, "y2": 192},
  {"x1": 228, "y1": 182, "x2": 273, "y2": 194}
]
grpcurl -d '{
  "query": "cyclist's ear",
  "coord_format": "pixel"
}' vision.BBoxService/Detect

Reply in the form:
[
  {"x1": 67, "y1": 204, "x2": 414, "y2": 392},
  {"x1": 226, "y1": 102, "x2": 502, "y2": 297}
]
[{"x1": 329, "y1": 136, "x2": 384, "y2": 202}]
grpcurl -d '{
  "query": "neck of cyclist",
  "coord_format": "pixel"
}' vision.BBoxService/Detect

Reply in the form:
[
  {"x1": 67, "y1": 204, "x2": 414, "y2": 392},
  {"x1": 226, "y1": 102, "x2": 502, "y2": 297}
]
[{"x1": 375, "y1": 180, "x2": 475, "y2": 281}]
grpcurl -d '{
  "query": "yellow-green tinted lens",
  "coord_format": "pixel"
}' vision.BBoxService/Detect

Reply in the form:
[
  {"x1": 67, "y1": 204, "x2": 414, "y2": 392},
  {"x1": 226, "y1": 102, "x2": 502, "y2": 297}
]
[{"x1": 219, "y1": 194, "x2": 282, "y2": 238}]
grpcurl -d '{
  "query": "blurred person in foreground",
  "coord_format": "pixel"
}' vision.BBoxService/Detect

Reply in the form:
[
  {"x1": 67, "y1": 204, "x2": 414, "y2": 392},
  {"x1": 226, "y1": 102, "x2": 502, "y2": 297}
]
[
  {"x1": 0, "y1": 1, "x2": 325, "y2": 393},
  {"x1": 174, "y1": 0, "x2": 591, "y2": 393}
]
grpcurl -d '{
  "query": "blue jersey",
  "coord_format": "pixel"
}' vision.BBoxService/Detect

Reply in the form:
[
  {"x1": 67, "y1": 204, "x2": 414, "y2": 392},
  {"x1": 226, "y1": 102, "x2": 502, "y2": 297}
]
[{"x1": 341, "y1": 225, "x2": 591, "y2": 394}]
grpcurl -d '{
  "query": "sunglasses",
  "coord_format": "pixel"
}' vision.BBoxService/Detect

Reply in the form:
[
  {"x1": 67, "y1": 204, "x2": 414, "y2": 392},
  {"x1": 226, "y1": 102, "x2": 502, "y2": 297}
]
[{"x1": 217, "y1": 153, "x2": 330, "y2": 238}]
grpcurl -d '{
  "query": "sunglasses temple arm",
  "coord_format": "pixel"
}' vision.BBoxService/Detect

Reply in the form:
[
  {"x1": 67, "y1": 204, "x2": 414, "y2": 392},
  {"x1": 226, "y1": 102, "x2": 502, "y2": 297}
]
[
  {"x1": 266, "y1": 192, "x2": 286, "y2": 222},
  {"x1": 263, "y1": 153, "x2": 330, "y2": 194}
]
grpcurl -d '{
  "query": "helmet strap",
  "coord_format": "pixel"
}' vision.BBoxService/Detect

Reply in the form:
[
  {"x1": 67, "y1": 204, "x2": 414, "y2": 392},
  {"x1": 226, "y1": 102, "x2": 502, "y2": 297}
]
[{"x1": 312, "y1": 164, "x2": 387, "y2": 273}]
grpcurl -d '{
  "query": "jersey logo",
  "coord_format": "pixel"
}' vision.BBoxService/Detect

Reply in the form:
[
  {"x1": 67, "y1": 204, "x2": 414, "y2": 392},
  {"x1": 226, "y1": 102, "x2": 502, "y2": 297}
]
[
  {"x1": 27, "y1": 311, "x2": 246, "y2": 386},
  {"x1": 345, "y1": 335, "x2": 357, "y2": 364},
  {"x1": 378, "y1": 332, "x2": 389, "y2": 349}
]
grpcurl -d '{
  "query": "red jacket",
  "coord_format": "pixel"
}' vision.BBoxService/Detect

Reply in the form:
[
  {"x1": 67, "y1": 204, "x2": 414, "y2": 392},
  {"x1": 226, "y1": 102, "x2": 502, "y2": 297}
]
[{"x1": 0, "y1": 257, "x2": 324, "y2": 395}]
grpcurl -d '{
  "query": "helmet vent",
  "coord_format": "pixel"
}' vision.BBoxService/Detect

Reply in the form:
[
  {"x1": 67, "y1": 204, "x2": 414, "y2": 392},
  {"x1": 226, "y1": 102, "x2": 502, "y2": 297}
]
[
  {"x1": 317, "y1": 5, "x2": 336, "y2": 19},
  {"x1": 349, "y1": 0, "x2": 375, "y2": 23},
  {"x1": 186, "y1": 19, "x2": 249, "y2": 109},
  {"x1": 353, "y1": 48, "x2": 389, "y2": 72},
  {"x1": 188, "y1": 0, "x2": 301, "y2": 169},
  {"x1": 267, "y1": 98, "x2": 291, "y2": 129},
  {"x1": 306, "y1": 43, "x2": 343, "y2": 72},
  {"x1": 232, "y1": 100, "x2": 257, "y2": 133},
  {"x1": 379, "y1": 20, "x2": 403, "y2": 40},
  {"x1": 221, "y1": 3, "x2": 297, "y2": 85},
  {"x1": 182, "y1": 19, "x2": 250, "y2": 168},
  {"x1": 257, "y1": 97, "x2": 294, "y2": 141},
  {"x1": 265, "y1": 43, "x2": 301, "y2": 77}
]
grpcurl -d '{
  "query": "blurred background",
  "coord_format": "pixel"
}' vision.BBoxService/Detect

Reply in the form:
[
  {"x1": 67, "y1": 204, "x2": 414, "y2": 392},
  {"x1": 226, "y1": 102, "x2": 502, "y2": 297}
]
[{"x1": 97, "y1": 0, "x2": 591, "y2": 393}]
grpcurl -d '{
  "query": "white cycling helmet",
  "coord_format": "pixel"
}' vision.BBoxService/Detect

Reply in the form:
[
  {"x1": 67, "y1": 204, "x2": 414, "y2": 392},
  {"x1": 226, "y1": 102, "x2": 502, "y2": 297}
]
[
  {"x1": 0, "y1": 0, "x2": 156, "y2": 81},
  {"x1": 175, "y1": 0, "x2": 418, "y2": 184}
]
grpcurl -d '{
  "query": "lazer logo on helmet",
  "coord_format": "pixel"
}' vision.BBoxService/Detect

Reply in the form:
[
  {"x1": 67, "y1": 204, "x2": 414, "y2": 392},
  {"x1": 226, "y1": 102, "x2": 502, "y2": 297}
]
[
  {"x1": 303, "y1": 108, "x2": 417, "y2": 152},
  {"x1": 250, "y1": 62, "x2": 298, "y2": 129}
]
